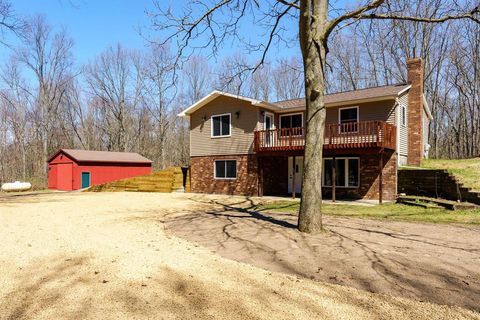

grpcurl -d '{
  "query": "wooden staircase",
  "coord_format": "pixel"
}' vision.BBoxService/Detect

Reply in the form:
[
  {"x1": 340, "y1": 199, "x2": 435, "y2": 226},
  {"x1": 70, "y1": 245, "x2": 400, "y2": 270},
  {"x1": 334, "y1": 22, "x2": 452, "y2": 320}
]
[{"x1": 88, "y1": 167, "x2": 190, "y2": 193}]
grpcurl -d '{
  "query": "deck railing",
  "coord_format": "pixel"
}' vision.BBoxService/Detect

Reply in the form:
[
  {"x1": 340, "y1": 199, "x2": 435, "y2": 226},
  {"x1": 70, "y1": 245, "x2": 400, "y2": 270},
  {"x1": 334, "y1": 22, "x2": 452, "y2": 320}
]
[{"x1": 254, "y1": 120, "x2": 396, "y2": 152}]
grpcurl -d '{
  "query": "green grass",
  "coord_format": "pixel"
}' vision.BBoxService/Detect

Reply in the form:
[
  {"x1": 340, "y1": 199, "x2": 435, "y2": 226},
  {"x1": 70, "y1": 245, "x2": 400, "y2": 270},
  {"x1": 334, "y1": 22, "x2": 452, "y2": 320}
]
[
  {"x1": 421, "y1": 158, "x2": 480, "y2": 192},
  {"x1": 256, "y1": 201, "x2": 480, "y2": 225}
]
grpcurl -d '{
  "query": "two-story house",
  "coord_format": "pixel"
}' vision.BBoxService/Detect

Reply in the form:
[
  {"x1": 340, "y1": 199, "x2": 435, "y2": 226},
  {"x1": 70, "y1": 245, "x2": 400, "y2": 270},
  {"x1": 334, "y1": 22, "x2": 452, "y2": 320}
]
[{"x1": 178, "y1": 58, "x2": 432, "y2": 201}]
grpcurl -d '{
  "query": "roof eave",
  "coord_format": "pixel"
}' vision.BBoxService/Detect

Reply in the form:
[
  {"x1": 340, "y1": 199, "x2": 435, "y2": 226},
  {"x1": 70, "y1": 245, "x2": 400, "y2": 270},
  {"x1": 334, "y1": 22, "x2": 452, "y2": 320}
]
[{"x1": 275, "y1": 95, "x2": 400, "y2": 112}]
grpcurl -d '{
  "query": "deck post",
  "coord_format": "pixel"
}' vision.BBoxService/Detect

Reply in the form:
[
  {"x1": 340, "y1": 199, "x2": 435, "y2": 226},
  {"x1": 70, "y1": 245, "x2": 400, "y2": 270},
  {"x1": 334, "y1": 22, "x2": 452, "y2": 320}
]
[
  {"x1": 292, "y1": 155, "x2": 296, "y2": 199},
  {"x1": 258, "y1": 157, "x2": 263, "y2": 197},
  {"x1": 379, "y1": 151, "x2": 383, "y2": 204},
  {"x1": 332, "y1": 156, "x2": 336, "y2": 203}
]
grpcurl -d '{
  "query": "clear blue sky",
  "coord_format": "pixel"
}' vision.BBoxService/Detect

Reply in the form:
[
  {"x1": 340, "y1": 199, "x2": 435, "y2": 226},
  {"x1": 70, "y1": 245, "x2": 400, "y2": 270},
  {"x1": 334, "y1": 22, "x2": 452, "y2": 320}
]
[
  {"x1": 5, "y1": 0, "x2": 155, "y2": 65},
  {"x1": 3, "y1": 0, "x2": 302, "y2": 67}
]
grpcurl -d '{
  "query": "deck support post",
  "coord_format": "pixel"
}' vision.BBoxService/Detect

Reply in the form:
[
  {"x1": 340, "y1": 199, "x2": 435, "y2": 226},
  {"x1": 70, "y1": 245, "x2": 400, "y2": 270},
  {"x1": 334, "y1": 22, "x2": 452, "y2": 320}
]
[
  {"x1": 292, "y1": 155, "x2": 296, "y2": 199},
  {"x1": 258, "y1": 157, "x2": 263, "y2": 197},
  {"x1": 332, "y1": 156, "x2": 336, "y2": 203},
  {"x1": 379, "y1": 151, "x2": 384, "y2": 204}
]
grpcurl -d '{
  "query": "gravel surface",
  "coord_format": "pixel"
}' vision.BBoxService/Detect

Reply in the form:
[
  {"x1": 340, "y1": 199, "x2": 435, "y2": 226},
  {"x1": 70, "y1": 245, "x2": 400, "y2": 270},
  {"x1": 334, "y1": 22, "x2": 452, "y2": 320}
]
[
  {"x1": 0, "y1": 192, "x2": 479, "y2": 320},
  {"x1": 165, "y1": 195, "x2": 480, "y2": 311}
]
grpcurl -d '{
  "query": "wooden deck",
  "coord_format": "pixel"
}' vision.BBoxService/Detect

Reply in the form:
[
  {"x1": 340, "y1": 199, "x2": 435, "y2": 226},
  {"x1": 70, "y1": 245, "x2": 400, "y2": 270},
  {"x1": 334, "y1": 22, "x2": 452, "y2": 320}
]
[{"x1": 254, "y1": 121, "x2": 396, "y2": 153}]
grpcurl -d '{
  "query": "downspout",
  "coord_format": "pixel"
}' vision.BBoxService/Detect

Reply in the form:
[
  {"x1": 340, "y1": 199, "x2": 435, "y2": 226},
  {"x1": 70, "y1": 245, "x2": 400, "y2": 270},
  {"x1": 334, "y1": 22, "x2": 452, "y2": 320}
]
[{"x1": 395, "y1": 97, "x2": 401, "y2": 167}]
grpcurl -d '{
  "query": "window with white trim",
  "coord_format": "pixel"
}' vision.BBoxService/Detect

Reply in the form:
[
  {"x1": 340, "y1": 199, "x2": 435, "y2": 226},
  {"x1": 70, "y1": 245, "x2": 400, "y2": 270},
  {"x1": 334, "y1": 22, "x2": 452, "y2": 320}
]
[
  {"x1": 214, "y1": 160, "x2": 237, "y2": 179},
  {"x1": 401, "y1": 105, "x2": 406, "y2": 126},
  {"x1": 339, "y1": 107, "x2": 358, "y2": 132},
  {"x1": 280, "y1": 113, "x2": 303, "y2": 129},
  {"x1": 323, "y1": 157, "x2": 359, "y2": 187},
  {"x1": 211, "y1": 114, "x2": 231, "y2": 137}
]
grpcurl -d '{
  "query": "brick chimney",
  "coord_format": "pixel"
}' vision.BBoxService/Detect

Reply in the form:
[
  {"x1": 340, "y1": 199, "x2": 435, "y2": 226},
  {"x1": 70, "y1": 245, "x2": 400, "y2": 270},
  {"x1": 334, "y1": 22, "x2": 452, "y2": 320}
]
[{"x1": 406, "y1": 58, "x2": 424, "y2": 166}]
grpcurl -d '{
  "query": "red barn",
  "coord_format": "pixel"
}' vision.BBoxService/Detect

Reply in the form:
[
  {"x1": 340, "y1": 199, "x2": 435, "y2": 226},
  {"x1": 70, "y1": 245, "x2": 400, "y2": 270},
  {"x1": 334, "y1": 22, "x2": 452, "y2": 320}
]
[{"x1": 47, "y1": 149, "x2": 152, "y2": 191}]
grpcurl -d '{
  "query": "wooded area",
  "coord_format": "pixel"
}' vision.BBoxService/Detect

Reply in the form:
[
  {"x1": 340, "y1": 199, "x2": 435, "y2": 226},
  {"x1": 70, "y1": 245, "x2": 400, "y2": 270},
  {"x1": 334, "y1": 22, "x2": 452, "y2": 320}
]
[{"x1": 0, "y1": 0, "x2": 478, "y2": 188}]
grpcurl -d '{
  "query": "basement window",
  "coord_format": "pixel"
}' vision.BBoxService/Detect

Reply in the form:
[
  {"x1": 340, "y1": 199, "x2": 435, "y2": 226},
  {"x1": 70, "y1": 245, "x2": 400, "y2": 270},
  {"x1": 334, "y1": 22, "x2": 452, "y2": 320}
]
[
  {"x1": 211, "y1": 113, "x2": 231, "y2": 137},
  {"x1": 214, "y1": 160, "x2": 237, "y2": 179},
  {"x1": 323, "y1": 157, "x2": 359, "y2": 187}
]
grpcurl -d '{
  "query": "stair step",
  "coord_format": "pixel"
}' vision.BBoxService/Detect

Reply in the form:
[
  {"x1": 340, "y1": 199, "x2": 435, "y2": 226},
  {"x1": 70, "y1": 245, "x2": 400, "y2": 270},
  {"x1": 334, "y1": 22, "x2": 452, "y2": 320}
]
[
  {"x1": 397, "y1": 196, "x2": 477, "y2": 210},
  {"x1": 398, "y1": 199, "x2": 444, "y2": 209}
]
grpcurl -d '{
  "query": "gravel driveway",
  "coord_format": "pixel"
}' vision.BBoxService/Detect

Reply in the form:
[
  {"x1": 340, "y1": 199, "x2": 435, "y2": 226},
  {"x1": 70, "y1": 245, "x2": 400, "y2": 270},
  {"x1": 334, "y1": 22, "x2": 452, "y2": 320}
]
[
  {"x1": 166, "y1": 196, "x2": 480, "y2": 311},
  {"x1": 0, "y1": 192, "x2": 478, "y2": 320}
]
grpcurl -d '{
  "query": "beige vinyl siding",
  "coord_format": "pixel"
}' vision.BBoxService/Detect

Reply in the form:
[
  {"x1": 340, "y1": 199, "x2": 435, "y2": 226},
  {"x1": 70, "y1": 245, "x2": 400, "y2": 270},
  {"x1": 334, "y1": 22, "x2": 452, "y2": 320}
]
[
  {"x1": 325, "y1": 100, "x2": 396, "y2": 124},
  {"x1": 190, "y1": 96, "x2": 259, "y2": 156},
  {"x1": 397, "y1": 92, "x2": 409, "y2": 159}
]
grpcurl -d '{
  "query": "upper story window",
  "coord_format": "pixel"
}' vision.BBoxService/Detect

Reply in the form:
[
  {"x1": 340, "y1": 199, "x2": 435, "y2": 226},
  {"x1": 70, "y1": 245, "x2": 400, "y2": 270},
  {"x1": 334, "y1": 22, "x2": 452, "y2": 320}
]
[
  {"x1": 280, "y1": 113, "x2": 303, "y2": 129},
  {"x1": 211, "y1": 113, "x2": 231, "y2": 137},
  {"x1": 339, "y1": 106, "x2": 359, "y2": 132}
]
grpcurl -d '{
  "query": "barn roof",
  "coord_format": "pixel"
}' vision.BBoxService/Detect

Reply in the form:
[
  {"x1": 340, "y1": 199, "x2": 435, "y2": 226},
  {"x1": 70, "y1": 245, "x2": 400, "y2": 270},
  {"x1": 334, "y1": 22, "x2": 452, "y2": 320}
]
[{"x1": 48, "y1": 149, "x2": 153, "y2": 164}]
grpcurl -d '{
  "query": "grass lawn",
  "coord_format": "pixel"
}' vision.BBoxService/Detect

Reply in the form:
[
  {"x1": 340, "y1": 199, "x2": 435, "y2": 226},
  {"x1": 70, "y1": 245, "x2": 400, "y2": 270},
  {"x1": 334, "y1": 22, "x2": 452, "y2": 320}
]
[
  {"x1": 256, "y1": 201, "x2": 480, "y2": 225},
  {"x1": 421, "y1": 158, "x2": 480, "y2": 192}
]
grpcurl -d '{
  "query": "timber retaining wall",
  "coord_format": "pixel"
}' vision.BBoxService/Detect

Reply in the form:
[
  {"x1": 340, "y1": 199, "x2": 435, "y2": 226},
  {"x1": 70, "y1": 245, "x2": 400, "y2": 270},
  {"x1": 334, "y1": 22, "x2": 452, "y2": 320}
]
[{"x1": 398, "y1": 169, "x2": 480, "y2": 205}]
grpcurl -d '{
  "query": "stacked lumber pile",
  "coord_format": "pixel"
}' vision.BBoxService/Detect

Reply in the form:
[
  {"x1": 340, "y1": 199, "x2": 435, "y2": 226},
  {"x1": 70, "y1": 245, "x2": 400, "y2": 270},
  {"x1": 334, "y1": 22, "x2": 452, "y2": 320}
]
[{"x1": 89, "y1": 167, "x2": 190, "y2": 193}]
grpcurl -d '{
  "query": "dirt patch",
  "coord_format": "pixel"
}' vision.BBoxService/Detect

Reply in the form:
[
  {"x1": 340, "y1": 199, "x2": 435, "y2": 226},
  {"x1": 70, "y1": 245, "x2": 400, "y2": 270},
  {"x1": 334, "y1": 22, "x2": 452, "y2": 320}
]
[
  {"x1": 165, "y1": 195, "x2": 480, "y2": 312},
  {"x1": 1, "y1": 192, "x2": 479, "y2": 319}
]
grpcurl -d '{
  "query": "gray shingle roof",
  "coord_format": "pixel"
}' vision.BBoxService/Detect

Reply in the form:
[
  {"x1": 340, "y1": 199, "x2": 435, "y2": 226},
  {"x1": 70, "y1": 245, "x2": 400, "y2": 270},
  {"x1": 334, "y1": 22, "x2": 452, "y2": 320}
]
[{"x1": 275, "y1": 84, "x2": 410, "y2": 109}]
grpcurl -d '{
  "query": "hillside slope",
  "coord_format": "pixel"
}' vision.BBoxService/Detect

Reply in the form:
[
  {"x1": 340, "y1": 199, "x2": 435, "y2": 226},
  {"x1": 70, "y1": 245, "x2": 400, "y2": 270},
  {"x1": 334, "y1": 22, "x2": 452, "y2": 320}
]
[{"x1": 422, "y1": 158, "x2": 480, "y2": 192}]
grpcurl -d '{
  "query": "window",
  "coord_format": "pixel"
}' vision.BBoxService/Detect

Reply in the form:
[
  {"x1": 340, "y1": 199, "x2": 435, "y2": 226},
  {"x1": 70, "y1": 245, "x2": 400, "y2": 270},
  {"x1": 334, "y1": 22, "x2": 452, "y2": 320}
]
[
  {"x1": 401, "y1": 105, "x2": 406, "y2": 126},
  {"x1": 323, "y1": 157, "x2": 359, "y2": 187},
  {"x1": 214, "y1": 160, "x2": 237, "y2": 179},
  {"x1": 279, "y1": 113, "x2": 303, "y2": 137},
  {"x1": 280, "y1": 113, "x2": 303, "y2": 129},
  {"x1": 339, "y1": 107, "x2": 358, "y2": 132},
  {"x1": 211, "y1": 114, "x2": 231, "y2": 137}
]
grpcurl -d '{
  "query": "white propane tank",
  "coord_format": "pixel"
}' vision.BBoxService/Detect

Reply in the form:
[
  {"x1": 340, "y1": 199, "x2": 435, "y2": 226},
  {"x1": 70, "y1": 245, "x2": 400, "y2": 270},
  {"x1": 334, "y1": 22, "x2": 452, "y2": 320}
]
[{"x1": 1, "y1": 181, "x2": 32, "y2": 192}]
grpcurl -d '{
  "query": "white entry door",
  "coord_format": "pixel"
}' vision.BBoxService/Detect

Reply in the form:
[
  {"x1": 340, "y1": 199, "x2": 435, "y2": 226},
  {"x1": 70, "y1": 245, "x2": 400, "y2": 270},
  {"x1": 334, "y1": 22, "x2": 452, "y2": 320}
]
[{"x1": 288, "y1": 156, "x2": 303, "y2": 194}]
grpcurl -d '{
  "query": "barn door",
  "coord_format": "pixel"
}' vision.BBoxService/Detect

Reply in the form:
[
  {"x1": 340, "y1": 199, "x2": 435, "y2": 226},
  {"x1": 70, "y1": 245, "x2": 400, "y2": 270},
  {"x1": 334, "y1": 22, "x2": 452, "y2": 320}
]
[
  {"x1": 57, "y1": 163, "x2": 73, "y2": 191},
  {"x1": 81, "y1": 172, "x2": 91, "y2": 189}
]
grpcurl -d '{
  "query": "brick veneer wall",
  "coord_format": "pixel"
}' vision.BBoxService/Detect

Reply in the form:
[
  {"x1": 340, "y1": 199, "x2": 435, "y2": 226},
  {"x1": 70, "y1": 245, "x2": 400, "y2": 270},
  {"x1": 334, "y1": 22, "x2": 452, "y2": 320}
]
[
  {"x1": 191, "y1": 152, "x2": 397, "y2": 200},
  {"x1": 190, "y1": 154, "x2": 258, "y2": 196},
  {"x1": 322, "y1": 152, "x2": 397, "y2": 201},
  {"x1": 407, "y1": 58, "x2": 424, "y2": 166}
]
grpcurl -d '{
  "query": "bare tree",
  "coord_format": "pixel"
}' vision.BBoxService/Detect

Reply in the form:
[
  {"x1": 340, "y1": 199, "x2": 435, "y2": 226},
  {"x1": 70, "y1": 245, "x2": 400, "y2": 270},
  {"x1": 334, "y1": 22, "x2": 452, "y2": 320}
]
[
  {"x1": 0, "y1": 57, "x2": 31, "y2": 180},
  {"x1": 137, "y1": 44, "x2": 176, "y2": 168},
  {"x1": 272, "y1": 57, "x2": 304, "y2": 100},
  {"x1": 150, "y1": 0, "x2": 479, "y2": 233},
  {"x1": 85, "y1": 44, "x2": 141, "y2": 152},
  {"x1": 17, "y1": 15, "x2": 75, "y2": 183},
  {"x1": 183, "y1": 55, "x2": 212, "y2": 104}
]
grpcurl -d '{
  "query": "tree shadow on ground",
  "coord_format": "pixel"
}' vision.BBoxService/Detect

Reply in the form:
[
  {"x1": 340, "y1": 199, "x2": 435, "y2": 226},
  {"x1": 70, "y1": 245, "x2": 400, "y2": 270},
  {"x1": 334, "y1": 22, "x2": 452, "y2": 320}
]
[
  {"x1": 161, "y1": 195, "x2": 480, "y2": 312},
  {"x1": 2, "y1": 252, "x2": 477, "y2": 319}
]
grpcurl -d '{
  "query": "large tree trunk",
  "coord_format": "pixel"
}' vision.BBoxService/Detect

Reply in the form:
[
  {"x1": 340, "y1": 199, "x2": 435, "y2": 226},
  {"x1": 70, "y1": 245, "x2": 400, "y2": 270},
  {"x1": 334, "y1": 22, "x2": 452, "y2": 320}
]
[{"x1": 297, "y1": 0, "x2": 328, "y2": 233}]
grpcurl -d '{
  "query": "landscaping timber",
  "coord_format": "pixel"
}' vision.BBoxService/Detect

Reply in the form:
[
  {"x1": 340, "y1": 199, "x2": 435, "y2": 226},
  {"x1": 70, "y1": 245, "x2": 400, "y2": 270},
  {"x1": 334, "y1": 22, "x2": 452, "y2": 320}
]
[{"x1": 397, "y1": 195, "x2": 477, "y2": 211}]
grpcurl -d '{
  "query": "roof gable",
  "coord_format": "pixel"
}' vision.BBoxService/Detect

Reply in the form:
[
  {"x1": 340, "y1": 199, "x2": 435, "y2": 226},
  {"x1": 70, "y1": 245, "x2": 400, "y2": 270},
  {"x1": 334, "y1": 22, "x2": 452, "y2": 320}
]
[{"x1": 178, "y1": 90, "x2": 278, "y2": 117}]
